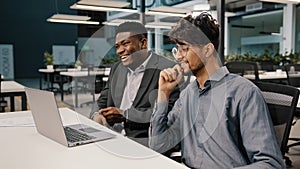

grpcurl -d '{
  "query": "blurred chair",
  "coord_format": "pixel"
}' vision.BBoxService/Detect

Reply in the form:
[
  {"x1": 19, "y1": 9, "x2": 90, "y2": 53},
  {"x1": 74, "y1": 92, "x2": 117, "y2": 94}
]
[
  {"x1": 284, "y1": 64, "x2": 300, "y2": 154},
  {"x1": 0, "y1": 74, "x2": 8, "y2": 112},
  {"x1": 225, "y1": 61, "x2": 259, "y2": 81},
  {"x1": 255, "y1": 81, "x2": 299, "y2": 166},
  {"x1": 80, "y1": 66, "x2": 107, "y2": 107},
  {"x1": 259, "y1": 61, "x2": 276, "y2": 71},
  {"x1": 284, "y1": 64, "x2": 300, "y2": 87},
  {"x1": 48, "y1": 64, "x2": 73, "y2": 94}
]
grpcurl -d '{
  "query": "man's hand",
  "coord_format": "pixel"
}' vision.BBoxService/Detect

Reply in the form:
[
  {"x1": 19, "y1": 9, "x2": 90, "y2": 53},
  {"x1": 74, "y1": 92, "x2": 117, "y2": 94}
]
[
  {"x1": 100, "y1": 107, "x2": 126, "y2": 124},
  {"x1": 92, "y1": 113, "x2": 108, "y2": 127},
  {"x1": 158, "y1": 64, "x2": 183, "y2": 102}
]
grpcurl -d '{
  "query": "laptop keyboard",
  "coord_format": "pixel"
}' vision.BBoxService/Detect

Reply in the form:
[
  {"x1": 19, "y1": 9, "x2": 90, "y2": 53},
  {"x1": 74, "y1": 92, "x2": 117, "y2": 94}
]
[{"x1": 64, "y1": 126, "x2": 95, "y2": 143}]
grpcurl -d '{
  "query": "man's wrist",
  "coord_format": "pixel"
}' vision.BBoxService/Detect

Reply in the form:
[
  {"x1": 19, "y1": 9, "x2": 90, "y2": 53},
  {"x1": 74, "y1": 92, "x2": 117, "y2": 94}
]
[{"x1": 157, "y1": 90, "x2": 170, "y2": 103}]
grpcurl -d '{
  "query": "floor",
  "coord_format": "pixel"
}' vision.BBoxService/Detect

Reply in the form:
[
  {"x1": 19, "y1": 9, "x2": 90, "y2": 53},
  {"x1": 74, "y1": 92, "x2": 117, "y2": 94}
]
[{"x1": 2, "y1": 78, "x2": 300, "y2": 168}]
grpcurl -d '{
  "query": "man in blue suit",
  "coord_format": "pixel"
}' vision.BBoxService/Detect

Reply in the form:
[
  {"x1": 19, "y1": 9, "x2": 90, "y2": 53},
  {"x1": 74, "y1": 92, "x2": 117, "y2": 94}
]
[{"x1": 91, "y1": 22, "x2": 180, "y2": 146}]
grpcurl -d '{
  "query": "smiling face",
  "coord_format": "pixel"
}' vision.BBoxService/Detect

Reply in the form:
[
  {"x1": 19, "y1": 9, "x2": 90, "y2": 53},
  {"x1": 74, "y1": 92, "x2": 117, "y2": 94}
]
[
  {"x1": 115, "y1": 32, "x2": 148, "y2": 69},
  {"x1": 175, "y1": 43, "x2": 207, "y2": 76}
]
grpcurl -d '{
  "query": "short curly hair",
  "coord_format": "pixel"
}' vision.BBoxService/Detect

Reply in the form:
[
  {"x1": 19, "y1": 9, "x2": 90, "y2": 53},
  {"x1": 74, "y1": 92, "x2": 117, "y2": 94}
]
[
  {"x1": 116, "y1": 21, "x2": 147, "y2": 39},
  {"x1": 169, "y1": 12, "x2": 219, "y2": 50}
]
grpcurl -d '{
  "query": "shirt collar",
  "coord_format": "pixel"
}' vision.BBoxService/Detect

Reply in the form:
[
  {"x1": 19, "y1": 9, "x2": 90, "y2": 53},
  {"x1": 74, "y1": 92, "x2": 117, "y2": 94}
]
[
  {"x1": 208, "y1": 66, "x2": 229, "y2": 82},
  {"x1": 128, "y1": 52, "x2": 152, "y2": 73},
  {"x1": 190, "y1": 66, "x2": 229, "y2": 90}
]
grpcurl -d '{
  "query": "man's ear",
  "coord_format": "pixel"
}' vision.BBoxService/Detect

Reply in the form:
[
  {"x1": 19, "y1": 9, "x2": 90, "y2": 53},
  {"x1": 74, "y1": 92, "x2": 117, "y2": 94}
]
[
  {"x1": 205, "y1": 43, "x2": 215, "y2": 58},
  {"x1": 140, "y1": 38, "x2": 148, "y2": 49}
]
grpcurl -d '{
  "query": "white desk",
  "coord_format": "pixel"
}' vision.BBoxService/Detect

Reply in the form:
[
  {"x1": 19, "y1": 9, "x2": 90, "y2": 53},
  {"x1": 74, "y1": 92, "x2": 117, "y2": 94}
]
[
  {"x1": 39, "y1": 68, "x2": 76, "y2": 101},
  {"x1": 60, "y1": 69, "x2": 110, "y2": 107},
  {"x1": 244, "y1": 71, "x2": 288, "y2": 80},
  {"x1": 38, "y1": 68, "x2": 55, "y2": 73},
  {"x1": 0, "y1": 81, "x2": 27, "y2": 111},
  {"x1": 60, "y1": 68, "x2": 110, "y2": 77},
  {"x1": 0, "y1": 108, "x2": 187, "y2": 169},
  {"x1": 38, "y1": 68, "x2": 58, "y2": 92},
  {"x1": 38, "y1": 68, "x2": 68, "y2": 95}
]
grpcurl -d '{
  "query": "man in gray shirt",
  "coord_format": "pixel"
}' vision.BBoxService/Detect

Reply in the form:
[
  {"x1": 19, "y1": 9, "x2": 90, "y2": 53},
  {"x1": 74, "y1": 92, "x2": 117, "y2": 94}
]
[{"x1": 149, "y1": 13, "x2": 284, "y2": 168}]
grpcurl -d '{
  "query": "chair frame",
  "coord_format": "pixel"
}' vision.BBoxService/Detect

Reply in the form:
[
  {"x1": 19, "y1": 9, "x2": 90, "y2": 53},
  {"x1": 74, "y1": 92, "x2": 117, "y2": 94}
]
[
  {"x1": 259, "y1": 61, "x2": 276, "y2": 72},
  {"x1": 225, "y1": 61, "x2": 259, "y2": 81},
  {"x1": 79, "y1": 66, "x2": 107, "y2": 108},
  {"x1": 284, "y1": 64, "x2": 300, "y2": 87},
  {"x1": 255, "y1": 81, "x2": 299, "y2": 166},
  {"x1": 284, "y1": 64, "x2": 300, "y2": 152},
  {"x1": 0, "y1": 74, "x2": 8, "y2": 112}
]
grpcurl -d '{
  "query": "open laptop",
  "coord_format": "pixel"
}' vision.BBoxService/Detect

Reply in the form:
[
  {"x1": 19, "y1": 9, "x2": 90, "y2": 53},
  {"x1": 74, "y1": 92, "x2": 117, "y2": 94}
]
[{"x1": 25, "y1": 87, "x2": 115, "y2": 147}]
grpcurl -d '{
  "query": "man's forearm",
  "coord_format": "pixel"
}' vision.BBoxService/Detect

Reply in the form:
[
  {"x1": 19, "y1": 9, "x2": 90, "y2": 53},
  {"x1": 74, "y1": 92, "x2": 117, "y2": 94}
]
[{"x1": 157, "y1": 90, "x2": 171, "y2": 103}]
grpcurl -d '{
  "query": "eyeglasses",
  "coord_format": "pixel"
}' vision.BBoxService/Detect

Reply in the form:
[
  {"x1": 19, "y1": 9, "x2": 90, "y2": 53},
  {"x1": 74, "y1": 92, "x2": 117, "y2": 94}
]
[{"x1": 172, "y1": 45, "x2": 189, "y2": 58}]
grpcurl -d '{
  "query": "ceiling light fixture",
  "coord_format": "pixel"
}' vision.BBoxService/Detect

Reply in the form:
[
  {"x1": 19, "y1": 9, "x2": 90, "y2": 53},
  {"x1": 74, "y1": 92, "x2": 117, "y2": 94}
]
[
  {"x1": 146, "y1": 6, "x2": 190, "y2": 17},
  {"x1": 102, "y1": 19, "x2": 176, "y2": 29},
  {"x1": 47, "y1": 14, "x2": 99, "y2": 25},
  {"x1": 259, "y1": 0, "x2": 300, "y2": 4},
  {"x1": 102, "y1": 19, "x2": 140, "y2": 26},
  {"x1": 70, "y1": 0, "x2": 136, "y2": 13},
  {"x1": 145, "y1": 22, "x2": 176, "y2": 29},
  {"x1": 288, "y1": 0, "x2": 300, "y2": 2},
  {"x1": 70, "y1": 4, "x2": 137, "y2": 13}
]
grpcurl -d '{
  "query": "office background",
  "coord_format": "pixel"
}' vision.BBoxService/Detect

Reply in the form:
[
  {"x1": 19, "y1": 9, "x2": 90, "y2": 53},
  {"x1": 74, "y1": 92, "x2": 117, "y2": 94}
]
[
  {"x1": 0, "y1": 0, "x2": 299, "y2": 79},
  {"x1": 0, "y1": 0, "x2": 78, "y2": 78}
]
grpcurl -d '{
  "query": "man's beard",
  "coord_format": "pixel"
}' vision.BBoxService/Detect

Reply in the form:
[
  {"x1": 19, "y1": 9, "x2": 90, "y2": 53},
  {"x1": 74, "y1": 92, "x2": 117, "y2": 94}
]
[{"x1": 191, "y1": 62, "x2": 205, "y2": 76}]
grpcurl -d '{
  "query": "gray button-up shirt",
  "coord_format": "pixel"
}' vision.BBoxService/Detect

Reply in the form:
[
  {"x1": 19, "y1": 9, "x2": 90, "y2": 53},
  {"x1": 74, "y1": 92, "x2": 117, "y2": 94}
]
[{"x1": 149, "y1": 66, "x2": 284, "y2": 169}]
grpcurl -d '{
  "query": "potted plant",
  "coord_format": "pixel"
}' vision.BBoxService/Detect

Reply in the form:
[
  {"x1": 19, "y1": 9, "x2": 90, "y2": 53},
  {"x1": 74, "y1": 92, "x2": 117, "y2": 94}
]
[
  {"x1": 44, "y1": 51, "x2": 54, "y2": 69},
  {"x1": 101, "y1": 55, "x2": 119, "y2": 67},
  {"x1": 75, "y1": 60, "x2": 82, "y2": 70}
]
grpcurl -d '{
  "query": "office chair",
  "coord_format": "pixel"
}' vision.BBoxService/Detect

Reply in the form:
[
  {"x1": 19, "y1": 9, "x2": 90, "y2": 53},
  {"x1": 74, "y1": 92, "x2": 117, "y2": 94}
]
[
  {"x1": 284, "y1": 64, "x2": 300, "y2": 87},
  {"x1": 51, "y1": 64, "x2": 73, "y2": 94},
  {"x1": 284, "y1": 64, "x2": 300, "y2": 153},
  {"x1": 80, "y1": 66, "x2": 107, "y2": 108},
  {"x1": 43, "y1": 64, "x2": 72, "y2": 94},
  {"x1": 255, "y1": 81, "x2": 299, "y2": 166},
  {"x1": 225, "y1": 61, "x2": 259, "y2": 81},
  {"x1": 0, "y1": 74, "x2": 8, "y2": 112},
  {"x1": 259, "y1": 61, "x2": 276, "y2": 71}
]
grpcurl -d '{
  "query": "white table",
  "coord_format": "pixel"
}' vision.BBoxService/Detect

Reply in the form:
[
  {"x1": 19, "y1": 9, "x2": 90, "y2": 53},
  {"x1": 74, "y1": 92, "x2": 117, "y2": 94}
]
[
  {"x1": 244, "y1": 71, "x2": 288, "y2": 80},
  {"x1": 38, "y1": 68, "x2": 68, "y2": 96},
  {"x1": 60, "y1": 68, "x2": 110, "y2": 107},
  {"x1": 0, "y1": 81, "x2": 27, "y2": 111},
  {"x1": 38, "y1": 69, "x2": 55, "y2": 90},
  {"x1": 0, "y1": 108, "x2": 187, "y2": 169}
]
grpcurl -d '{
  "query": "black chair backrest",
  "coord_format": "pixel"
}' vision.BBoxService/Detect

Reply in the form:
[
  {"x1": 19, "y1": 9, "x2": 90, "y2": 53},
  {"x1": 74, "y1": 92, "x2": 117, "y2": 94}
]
[
  {"x1": 225, "y1": 61, "x2": 259, "y2": 81},
  {"x1": 284, "y1": 64, "x2": 300, "y2": 87},
  {"x1": 95, "y1": 67, "x2": 106, "y2": 94},
  {"x1": 86, "y1": 65, "x2": 105, "y2": 94},
  {"x1": 0, "y1": 73, "x2": 2, "y2": 96},
  {"x1": 255, "y1": 81, "x2": 299, "y2": 155},
  {"x1": 259, "y1": 61, "x2": 276, "y2": 71},
  {"x1": 0, "y1": 73, "x2": 8, "y2": 112}
]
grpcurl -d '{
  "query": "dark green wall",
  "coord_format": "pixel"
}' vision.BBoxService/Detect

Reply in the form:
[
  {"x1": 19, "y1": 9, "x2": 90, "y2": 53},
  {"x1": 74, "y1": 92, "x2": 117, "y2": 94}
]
[{"x1": 0, "y1": 0, "x2": 78, "y2": 78}]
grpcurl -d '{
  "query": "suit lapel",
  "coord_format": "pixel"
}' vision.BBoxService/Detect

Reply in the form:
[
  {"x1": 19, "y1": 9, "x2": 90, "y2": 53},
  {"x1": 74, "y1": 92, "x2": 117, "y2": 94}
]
[
  {"x1": 133, "y1": 53, "x2": 158, "y2": 105},
  {"x1": 114, "y1": 65, "x2": 128, "y2": 107}
]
